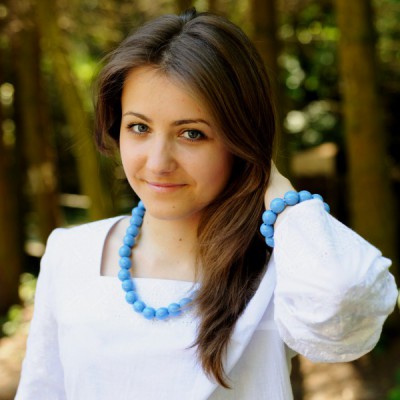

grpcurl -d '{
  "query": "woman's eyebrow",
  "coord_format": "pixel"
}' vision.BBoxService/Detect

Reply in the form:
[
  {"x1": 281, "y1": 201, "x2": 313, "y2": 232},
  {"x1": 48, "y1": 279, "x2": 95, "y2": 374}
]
[
  {"x1": 122, "y1": 111, "x2": 151, "y2": 122},
  {"x1": 122, "y1": 111, "x2": 211, "y2": 127},
  {"x1": 173, "y1": 119, "x2": 211, "y2": 127}
]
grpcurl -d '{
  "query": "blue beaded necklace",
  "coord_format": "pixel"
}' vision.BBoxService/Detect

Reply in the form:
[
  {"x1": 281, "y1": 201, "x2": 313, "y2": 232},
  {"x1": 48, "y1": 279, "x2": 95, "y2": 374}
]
[
  {"x1": 118, "y1": 200, "x2": 194, "y2": 320},
  {"x1": 120, "y1": 192, "x2": 329, "y2": 319}
]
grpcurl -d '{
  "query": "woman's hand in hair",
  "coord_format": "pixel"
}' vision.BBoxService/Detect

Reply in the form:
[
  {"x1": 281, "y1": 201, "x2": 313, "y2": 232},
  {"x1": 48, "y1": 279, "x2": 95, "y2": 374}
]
[{"x1": 264, "y1": 162, "x2": 295, "y2": 225}]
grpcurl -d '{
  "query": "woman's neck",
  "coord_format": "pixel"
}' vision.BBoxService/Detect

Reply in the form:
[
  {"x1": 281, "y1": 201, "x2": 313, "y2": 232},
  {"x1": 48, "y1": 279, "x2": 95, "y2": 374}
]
[{"x1": 133, "y1": 213, "x2": 200, "y2": 281}]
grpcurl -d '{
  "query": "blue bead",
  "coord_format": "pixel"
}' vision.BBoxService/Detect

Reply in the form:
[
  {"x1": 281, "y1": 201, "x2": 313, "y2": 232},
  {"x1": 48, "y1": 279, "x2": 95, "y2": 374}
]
[
  {"x1": 142, "y1": 307, "x2": 156, "y2": 319},
  {"x1": 265, "y1": 237, "x2": 275, "y2": 247},
  {"x1": 138, "y1": 200, "x2": 145, "y2": 210},
  {"x1": 179, "y1": 298, "x2": 193, "y2": 309},
  {"x1": 312, "y1": 193, "x2": 324, "y2": 201},
  {"x1": 119, "y1": 257, "x2": 132, "y2": 269},
  {"x1": 284, "y1": 190, "x2": 299, "y2": 206},
  {"x1": 125, "y1": 291, "x2": 137, "y2": 304},
  {"x1": 126, "y1": 225, "x2": 139, "y2": 237},
  {"x1": 130, "y1": 215, "x2": 143, "y2": 226},
  {"x1": 132, "y1": 206, "x2": 145, "y2": 217},
  {"x1": 270, "y1": 198, "x2": 285, "y2": 214},
  {"x1": 260, "y1": 223, "x2": 274, "y2": 238},
  {"x1": 122, "y1": 279, "x2": 134, "y2": 292},
  {"x1": 262, "y1": 210, "x2": 277, "y2": 225},
  {"x1": 155, "y1": 307, "x2": 169, "y2": 320},
  {"x1": 118, "y1": 269, "x2": 130, "y2": 281},
  {"x1": 118, "y1": 202, "x2": 199, "y2": 321},
  {"x1": 168, "y1": 303, "x2": 181, "y2": 316},
  {"x1": 298, "y1": 190, "x2": 312, "y2": 202},
  {"x1": 119, "y1": 245, "x2": 131, "y2": 257},
  {"x1": 133, "y1": 300, "x2": 146, "y2": 312},
  {"x1": 123, "y1": 234, "x2": 135, "y2": 247},
  {"x1": 324, "y1": 202, "x2": 331, "y2": 213}
]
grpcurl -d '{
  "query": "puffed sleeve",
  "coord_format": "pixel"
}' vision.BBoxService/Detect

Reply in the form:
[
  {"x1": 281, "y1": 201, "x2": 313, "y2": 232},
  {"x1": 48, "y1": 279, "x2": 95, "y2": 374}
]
[
  {"x1": 15, "y1": 229, "x2": 67, "y2": 400},
  {"x1": 273, "y1": 199, "x2": 398, "y2": 362}
]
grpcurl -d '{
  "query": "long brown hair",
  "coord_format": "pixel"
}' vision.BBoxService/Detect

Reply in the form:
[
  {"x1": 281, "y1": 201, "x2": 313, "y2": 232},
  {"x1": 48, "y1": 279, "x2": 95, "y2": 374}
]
[{"x1": 95, "y1": 8, "x2": 276, "y2": 387}]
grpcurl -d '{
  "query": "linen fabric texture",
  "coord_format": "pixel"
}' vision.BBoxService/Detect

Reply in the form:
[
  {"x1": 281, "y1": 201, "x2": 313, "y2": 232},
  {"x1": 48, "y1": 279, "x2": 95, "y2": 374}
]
[{"x1": 15, "y1": 200, "x2": 398, "y2": 400}]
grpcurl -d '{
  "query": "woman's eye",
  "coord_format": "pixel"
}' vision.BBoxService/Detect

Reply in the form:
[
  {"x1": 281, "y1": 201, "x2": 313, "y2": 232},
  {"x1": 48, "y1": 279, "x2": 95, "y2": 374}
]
[
  {"x1": 182, "y1": 130, "x2": 205, "y2": 141},
  {"x1": 129, "y1": 123, "x2": 149, "y2": 134}
]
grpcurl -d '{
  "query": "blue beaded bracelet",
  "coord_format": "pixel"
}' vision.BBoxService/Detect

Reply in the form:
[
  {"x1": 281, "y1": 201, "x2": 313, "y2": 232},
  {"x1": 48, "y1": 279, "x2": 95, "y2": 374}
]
[{"x1": 260, "y1": 190, "x2": 330, "y2": 248}]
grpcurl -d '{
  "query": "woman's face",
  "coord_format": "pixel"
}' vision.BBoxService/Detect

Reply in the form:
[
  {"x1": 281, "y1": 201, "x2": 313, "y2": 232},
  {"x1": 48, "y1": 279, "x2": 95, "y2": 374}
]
[{"x1": 120, "y1": 66, "x2": 233, "y2": 222}]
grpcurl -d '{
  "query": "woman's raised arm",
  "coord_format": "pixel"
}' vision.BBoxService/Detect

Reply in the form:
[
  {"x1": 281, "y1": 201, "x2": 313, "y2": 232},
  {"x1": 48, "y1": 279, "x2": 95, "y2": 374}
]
[{"x1": 269, "y1": 194, "x2": 398, "y2": 362}]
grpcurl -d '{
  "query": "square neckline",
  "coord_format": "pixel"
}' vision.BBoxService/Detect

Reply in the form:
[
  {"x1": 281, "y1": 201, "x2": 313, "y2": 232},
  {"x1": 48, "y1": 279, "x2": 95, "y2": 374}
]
[{"x1": 97, "y1": 215, "x2": 196, "y2": 286}]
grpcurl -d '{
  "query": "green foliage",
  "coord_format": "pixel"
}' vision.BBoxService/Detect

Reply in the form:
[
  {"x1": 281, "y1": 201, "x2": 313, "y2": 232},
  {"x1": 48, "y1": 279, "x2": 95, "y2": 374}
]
[
  {"x1": 1, "y1": 304, "x2": 24, "y2": 337},
  {"x1": 284, "y1": 100, "x2": 341, "y2": 151},
  {"x1": 278, "y1": 1, "x2": 342, "y2": 151},
  {"x1": 0, "y1": 274, "x2": 37, "y2": 338},
  {"x1": 18, "y1": 273, "x2": 37, "y2": 305},
  {"x1": 387, "y1": 369, "x2": 400, "y2": 400},
  {"x1": 275, "y1": 0, "x2": 400, "y2": 165}
]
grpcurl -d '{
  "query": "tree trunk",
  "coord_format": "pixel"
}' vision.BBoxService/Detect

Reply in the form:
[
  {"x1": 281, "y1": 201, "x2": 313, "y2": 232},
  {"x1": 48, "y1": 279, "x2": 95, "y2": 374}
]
[
  {"x1": 11, "y1": 0, "x2": 62, "y2": 242},
  {"x1": 35, "y1": 0, "x2": 113, "y2": 221},
  {"x1": 250, "y1": 0, "x2": 290, "y2": 176},
  {"x1": 0, "y1": 47, "x2": 22, "y2": 314},
  {"x1": 335, "y1": 0, "x2": 398, "y2": 280}
]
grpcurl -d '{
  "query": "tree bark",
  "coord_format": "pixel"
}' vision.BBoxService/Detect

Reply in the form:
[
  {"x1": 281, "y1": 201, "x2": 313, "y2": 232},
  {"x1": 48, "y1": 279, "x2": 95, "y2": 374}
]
[
  {"x1": 35, "y1": 0, "x2": 113, "y2": 221},
  {"x1": 335, "y1": 0, "x2": 398, "y2": 280},
  {"x1": 11, "y1": 0, "x2": 62, "y2": 242},
  {"x1": 250, "y1": 0, "x2": 290, "y2": 176},
  {"x1": 0, "y1": 45, "x2": 22, "y2": 314}
]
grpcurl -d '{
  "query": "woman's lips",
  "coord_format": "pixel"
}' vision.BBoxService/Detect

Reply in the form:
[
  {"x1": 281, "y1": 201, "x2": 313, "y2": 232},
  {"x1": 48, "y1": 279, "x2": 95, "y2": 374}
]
[{"x1": 146, "y1": 181, "x2": 186, "y2": 193}]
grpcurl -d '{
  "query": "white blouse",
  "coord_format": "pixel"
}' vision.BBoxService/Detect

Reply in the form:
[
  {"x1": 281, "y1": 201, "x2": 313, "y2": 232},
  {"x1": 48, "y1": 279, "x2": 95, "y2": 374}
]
[{"x1": 15, "y1": 200, "x2": 398, "y2": 400}]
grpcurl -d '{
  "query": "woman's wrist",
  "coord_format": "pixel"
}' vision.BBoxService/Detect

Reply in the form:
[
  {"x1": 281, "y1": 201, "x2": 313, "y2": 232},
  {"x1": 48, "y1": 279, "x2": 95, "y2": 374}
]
[
  {"x1": 261, "y1": 190, "x2": 331, "y2": 247},
  {"x1": 263, "y1": 184, "x2": 295, "y2": 239},
  {"x1": 264, "y1": 179, "x2": 295, "y2": 209},
  {"x1": 264, "y1": 162, "x2": 295, "y2": 209},
  {"x1": 263, "y1": 183, "x2": 295, "y2": 245}
]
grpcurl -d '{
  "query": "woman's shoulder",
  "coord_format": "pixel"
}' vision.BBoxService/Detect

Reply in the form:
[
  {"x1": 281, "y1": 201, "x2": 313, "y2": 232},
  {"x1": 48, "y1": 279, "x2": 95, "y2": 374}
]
[{"x1": 45, "y1": 215, "x2": 126, "y2": 251}]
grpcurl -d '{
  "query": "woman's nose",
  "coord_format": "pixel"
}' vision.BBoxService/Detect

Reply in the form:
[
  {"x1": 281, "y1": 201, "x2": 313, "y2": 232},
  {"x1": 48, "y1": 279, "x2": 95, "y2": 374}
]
[{"x1": 146, "y1": 136, "x2": 177, "y2": 175}]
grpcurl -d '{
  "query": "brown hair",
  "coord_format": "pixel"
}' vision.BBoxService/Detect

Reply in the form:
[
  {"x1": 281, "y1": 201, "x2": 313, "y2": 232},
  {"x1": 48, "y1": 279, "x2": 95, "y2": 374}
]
[{"x1": 95, "y1": 8, "x2": 276, "y2": 387}]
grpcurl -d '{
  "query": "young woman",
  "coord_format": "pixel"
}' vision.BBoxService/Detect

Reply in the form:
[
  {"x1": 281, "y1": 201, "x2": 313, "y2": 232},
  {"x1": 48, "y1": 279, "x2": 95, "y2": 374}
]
[{"x1": 16, "y1": 9, "x2": 398, "y2": 400}]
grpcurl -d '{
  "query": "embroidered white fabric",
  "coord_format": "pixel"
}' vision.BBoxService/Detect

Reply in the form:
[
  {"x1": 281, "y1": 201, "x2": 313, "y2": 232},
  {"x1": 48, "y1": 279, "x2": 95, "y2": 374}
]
[{"x1": 15, "y1": 200, "x2": 398, "y2": 400}]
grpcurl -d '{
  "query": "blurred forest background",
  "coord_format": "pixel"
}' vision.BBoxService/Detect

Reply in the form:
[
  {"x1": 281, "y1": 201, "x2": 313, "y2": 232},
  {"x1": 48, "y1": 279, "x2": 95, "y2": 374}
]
[{"x1": 0, "y1": 0, "x2": 399, "y2": 399}]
